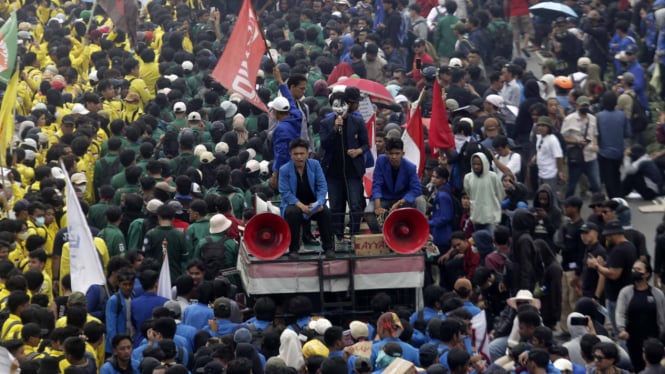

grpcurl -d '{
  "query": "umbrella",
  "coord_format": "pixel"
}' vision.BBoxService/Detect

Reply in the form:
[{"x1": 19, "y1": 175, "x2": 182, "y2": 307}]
[
  {"x1": 529, "y1": 2, "x2": 578, "y2": 20},
  {"x1": 330, "y1": 77, "x2": 396, "y2": 105}
]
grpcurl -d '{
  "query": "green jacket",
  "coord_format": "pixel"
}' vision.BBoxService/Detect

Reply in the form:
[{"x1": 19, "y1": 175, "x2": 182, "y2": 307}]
[
  {"x1": 97, "y1": 224, "x2": 126, "y2": 257},
  {"x1": 206, "y1": 186, "x2": 246, "y2": 218},
  {"x1": 93, "y1": 153, "x2": 121, "y2": 191},
  {"x1": 185, "y1": 218, "x2": 210, "y2": 256},
  {"x1": 127, "y1": 218, "x2": 145, "y2": 251},
  {"x1": 110, "y1": 171, "x2": 127, "y2": 190},
  {"x1": 143, "y1": 225, "x2": 188, "y2": 281},
  {"x1": 88, "y1": 201, "x2": 110, "y2": 230},
  {"x1": 434, "y1": 15, "x2": 459, "y2": 59}
]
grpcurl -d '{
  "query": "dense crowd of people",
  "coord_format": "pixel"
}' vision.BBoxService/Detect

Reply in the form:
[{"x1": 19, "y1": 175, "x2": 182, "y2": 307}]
[{"x1": 2, "y1": 0, "x2": 665, "y2": 373}]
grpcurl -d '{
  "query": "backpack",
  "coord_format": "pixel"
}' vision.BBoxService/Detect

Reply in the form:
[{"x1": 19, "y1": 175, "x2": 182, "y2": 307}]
[
  {"x1": 492, "y1": 21, "x2": 513, "y2": 60},
  {"x1": 628, "y1": 92, "x2": 649, "y2": 133},
  {"x1": 162, "y1": 130, "x2": 180, "y2": 159},
  {"x1": 247, "y1": 321, "x2": 278, "y2": 352},
  {"x1": 98, "y1": 157, "x2": 121, "y2": 187},
  {"x1": 493, "y1": 249, "x2": 514, "y2": 289},
  {"x1": 199, "y1": 236, "x2": 227, "y2": 281},
  {"x1": 171, "y1": 154, "x2": 195, "y2": 178},
  {"x1": 290, "y1": 322, "x2": 317, "y2": 342},
  {"x1": 406, "y1": 19, "x2": 426, "y2": 48}
]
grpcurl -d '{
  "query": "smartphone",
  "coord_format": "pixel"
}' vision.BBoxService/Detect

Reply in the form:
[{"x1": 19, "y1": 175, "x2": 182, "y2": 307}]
[
  {"x1": 343, "y1": 329, "x2": 354, "y2": 346},
  {"x1": 415, "y1": 58, "x2": 422, "y2": 70},
  {"x1": 570, "y1": 316, "x2": 588, "y2": 326}
]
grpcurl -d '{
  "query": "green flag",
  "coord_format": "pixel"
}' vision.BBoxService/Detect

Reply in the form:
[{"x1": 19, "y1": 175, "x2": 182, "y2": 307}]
[{"x1": 0, "y1": 12, "x2": 17, "y2": 85}]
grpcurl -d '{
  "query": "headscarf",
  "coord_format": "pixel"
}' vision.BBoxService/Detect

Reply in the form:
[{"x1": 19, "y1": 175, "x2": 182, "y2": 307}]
[
  {"x1": 376, "y1": 312, "x2": 404, "y2": 339},
  {"x1": 279, "y1": 329, "x2": 304, "y2": 370},
  {"x1": 236, "y1": 343, "x2": 264, "y2": 374},
  {"x1": 233, "y1": 113, "x2": 248, "y2": 145}
]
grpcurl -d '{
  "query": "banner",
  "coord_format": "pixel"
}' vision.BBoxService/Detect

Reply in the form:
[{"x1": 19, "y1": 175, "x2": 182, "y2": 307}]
[
  {"x1": 157, "y1": 247, "x2": 172, "y2": 300},
  {"x1": 62, "y1": 161, "x2": 106, "y2": 294},
  {"x1": 359, "y1": 96, "x2": 377, "y2": 197},
  {"x1": 211, "y1": 0, "x2": 268, "y2": 112},
  {"x1": 0, "y1": 12, "x2": 17, "y2": 84}
]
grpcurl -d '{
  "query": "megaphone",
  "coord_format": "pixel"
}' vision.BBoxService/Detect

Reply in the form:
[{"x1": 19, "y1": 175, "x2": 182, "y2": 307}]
[
  {"x1": 255, "y1": 195, "x2": 280, "y2": 215},
  {"x1": 244, "y1": 213, "x2": 291, "y2": 260},
  {"x1": 383, "y1": 208, "x2": 430, "y2": 254}
]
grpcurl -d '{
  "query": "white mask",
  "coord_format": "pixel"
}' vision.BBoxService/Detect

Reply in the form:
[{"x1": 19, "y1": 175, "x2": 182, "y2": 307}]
[{"x1": 332, "y1": 99, "x2": 348, "y2": 118}]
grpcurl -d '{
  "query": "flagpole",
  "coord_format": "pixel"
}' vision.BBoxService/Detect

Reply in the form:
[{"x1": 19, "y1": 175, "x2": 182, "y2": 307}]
[{"x1": 83, "y1": 0, "x2": 98, "y2": 46}]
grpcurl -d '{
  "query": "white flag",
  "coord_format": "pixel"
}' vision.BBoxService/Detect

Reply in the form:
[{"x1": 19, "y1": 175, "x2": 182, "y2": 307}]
[
  {"x1": 62, "y1": 161, "x2": 106, "y2": 294},
  {"x1": 157, "y1": 248, "x2": 172, "y2": 300}
]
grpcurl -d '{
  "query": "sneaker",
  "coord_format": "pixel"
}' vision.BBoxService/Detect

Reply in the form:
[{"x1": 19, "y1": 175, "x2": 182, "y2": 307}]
[
  {"x1": 324, "y1": 250, "x2": 335, "y2": 259},
  {"x1": 335, "y1": 237, "x2": 352, "y2": 252},
  {"x1": 303, "y1": 235, "x2": 321, "y2": 246}
]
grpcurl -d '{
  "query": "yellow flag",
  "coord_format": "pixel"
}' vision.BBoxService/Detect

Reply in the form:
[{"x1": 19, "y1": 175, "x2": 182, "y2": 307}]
[{"x1": 0, "y1": 71, "x2": 18, "y2": 167}]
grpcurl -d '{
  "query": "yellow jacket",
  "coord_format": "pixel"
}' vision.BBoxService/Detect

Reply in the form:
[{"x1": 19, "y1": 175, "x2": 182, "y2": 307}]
[
  {"x1": 124, "y1": 74, "x2": 153, "y2": 108},
  {"x1": 139, "y1": 62, "x2": 160, "y2": 97}
]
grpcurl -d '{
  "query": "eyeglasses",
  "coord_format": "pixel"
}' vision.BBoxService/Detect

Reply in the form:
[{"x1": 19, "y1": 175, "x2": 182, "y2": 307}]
[{"x1": 593, "y1": 355, "x2": 606, "y2": 361}]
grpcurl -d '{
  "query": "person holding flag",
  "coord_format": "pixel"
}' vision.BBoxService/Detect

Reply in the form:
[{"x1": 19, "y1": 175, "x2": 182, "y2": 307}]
[
  {"x1": 319, "y1": 87, "x2": 370, "y2": 246},
  {"x1": 365, "y1": 138, "x2": 425, "y2": 233}
]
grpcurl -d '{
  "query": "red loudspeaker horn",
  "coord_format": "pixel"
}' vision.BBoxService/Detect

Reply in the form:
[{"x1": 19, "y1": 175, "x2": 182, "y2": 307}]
[
  {"x1": 383, "y1": 208, "x2": 430, "y2": 254},
  {"x1": 244, "y1": 213, "x2": 291, "y2": 260}
]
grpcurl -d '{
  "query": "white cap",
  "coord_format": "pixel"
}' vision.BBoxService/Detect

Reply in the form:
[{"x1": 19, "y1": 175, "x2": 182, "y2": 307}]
[
  {"x1": 308, "y1": 318, "x2": 332, "y2": 335},
  {"x1": 187, "y1": 112, "x2": 201, "y2": 121},
  {"x1": 88, "y1": 71, "x2": 99, "y2": 83},
  {"x1": 246, "y1": 148, "x2": 256, "y2": 160},
  {"x1": 245, "y1": 160, "x2": 260, "y2": 173},
  {"x1": 200, "y1": 151, "x2": 215, "y2": 164},
  {"x1": 71, "y1": 103, "x2": 89, "y2": 115},
  {"x1": 181, "y1": 61, "x2": 194, "y2": 71},
  {"x1": 146, "y1": 199, "x2": 164, "y2": 214},
  {"x1": 553, "y1": 359, "x2": 573, "y2": 372},
  {"x1": 32, "y1": 103, "x2": 47, "y2": 111},
  {"x1": 51, "y1": 167, "x2": 65, "y2": 180},
  {"x1": 210, "y1": 214, "x2": 232, "y2": 234},
  {"x1": 220, "y1": 101, "x2": 238, "y2": 119},
  {"x1": 215, "y1": 142, "x2": 229, "y2": 154},
  {"x1": 173, "y1": 102, "x2": 186, "y2": 113},
  {"x1": 449, "y1": 58, "x2": 463, "y2": 68},
  {"x1": 229, "y1": 93, "x2": 243, "y2": 103},
  {"x1": 71, "y1": 173, "x2": 87, "y2": 185},
  {"x1": 23, "y1": 138, "x2": 37, "y2": 150},
  {"x1": 259, "y1": 160, "x2": 270, "y2": 176},
  {"x1": 485, "y1": 94, "x2": 504, "y2": 107},
  {"x1": 268, "y1": 97, "x2": 290, "y2": 112},
  {"x1": 394, "y1": 94, "x2": 408, "y2": 104},
  {"x1": 194, "y1": 144, "x2": 207, "y2": 157}
]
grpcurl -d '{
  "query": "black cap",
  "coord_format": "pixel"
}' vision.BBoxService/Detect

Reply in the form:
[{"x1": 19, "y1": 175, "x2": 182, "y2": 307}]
[
  {"x1": 345, "y1": 87, "x2": 361, "y2": 103},
  {"x1": 580, "y1": 222, "x2": 600, "y2": 233},
  {"x1": 563, "y1": 196, "x2": 583, "y2": 209},
  {"x1": 602, "y1": 220, "x2": 624, "y2": 236},
  {"x1": 22, "y1": 322, "x2": 47, "y2": 338},
  {"x1": 588, "y1": 192, "x2": 607, "y2": 208}
]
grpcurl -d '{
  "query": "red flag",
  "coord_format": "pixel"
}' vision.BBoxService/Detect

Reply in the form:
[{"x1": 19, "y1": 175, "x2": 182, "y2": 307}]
[
  {"x1": 211, "y1": 0, "x2": 268, "y2": 112},
  {"x1": 402, "y1": 105, "x2": 425, "y2": 177},
  {"x1": 428, "y1": 79, "x2": 455, "y2": 152},
  {"x1": 98, "y1": 0, "x2": 138, "y2": 44}
]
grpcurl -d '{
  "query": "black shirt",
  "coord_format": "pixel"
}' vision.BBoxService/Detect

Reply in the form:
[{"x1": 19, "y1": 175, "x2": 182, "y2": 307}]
[
  {"x1": 295, "y1": 165, "x2": 316, "y2": 205},
  {"x1": 605, "y1": 240, "x2": 638, "y2": 301},
  {"x1": 562, "y1": 219, "x2": 585, "y2": 274},
  {"x1": 581, "y1": 241, "x2": 607, "y2": 298}
]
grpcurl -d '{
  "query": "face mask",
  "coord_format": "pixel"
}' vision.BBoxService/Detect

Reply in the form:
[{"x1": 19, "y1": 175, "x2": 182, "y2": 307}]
[
  {"x1": 18, "y1": 232, "x2": 27, "y2": 241},
  {"x1": 579, "y1": 108, "x2": 589, "y2": 115},
  {"x1": 35, "y1": 217, "x2": 45, "y2": 227},
  {"x1": 78, "y1": 185, "x2": 87, "y2": 194},
  {"x1": 632, "y1": 271, "x2": 644, "y2": 282},
  {"x1": 332, "y1": 99, "x2": 348, "y2": 118}
]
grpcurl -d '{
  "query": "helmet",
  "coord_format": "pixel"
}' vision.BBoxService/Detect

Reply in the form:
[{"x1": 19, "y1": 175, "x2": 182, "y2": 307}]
[{"x1": 553, "y1": 76, "x2": 573, "y2": 89}]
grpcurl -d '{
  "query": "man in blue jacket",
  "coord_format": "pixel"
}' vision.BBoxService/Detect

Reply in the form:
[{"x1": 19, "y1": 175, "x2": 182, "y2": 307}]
[
  {"x1": 279, "y1": 138, "x2": 335, "y2": 259},
  {"x1": 319, "y1": 87, "x2": 370, "y2": 245},
  {"x1": 270, "y1": 67, "x2": 303, "y2": 187},
  {"x1": 366, "y1": 137, "x2": 424, "y2": 233}
]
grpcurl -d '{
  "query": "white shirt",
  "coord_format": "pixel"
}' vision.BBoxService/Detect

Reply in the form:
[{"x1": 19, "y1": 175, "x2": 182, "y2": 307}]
[
  {"x1": 536, "y1": 134, "x2": 563, "y2": 179},
  {"x1": 426, "y1": 5, "x2": 447, "y2": 31},
  {"x1": 500, "y1": 79, "x2": 521, "y2": 107},
  {"x1": 496, "y1": 151, "x2": 522, "y2": 180}
]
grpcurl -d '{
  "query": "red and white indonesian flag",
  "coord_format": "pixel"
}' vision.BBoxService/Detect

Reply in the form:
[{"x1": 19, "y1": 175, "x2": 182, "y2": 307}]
[
  {"x1": 211, "y1": 0, "x2": 268, "y2": 112},
  {"x1": 402, "y1": 99, "x2": 425, "y2": 177},
  {"x1": 358, "y1": 96, "x2": 377, "y2": 196}
]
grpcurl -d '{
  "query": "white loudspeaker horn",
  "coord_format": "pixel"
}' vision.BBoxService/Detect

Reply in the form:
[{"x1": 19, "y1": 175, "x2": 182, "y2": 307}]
[{"x1": 255, "y1": 195, "x2": 280, "y2": 215}]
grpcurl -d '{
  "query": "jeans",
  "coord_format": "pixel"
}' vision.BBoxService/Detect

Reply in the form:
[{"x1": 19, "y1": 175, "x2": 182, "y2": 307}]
[
  {"x1": 598, "y1": 155, "x2": 622, "y2": 198},
  {"x1": 326, "y1": 176, "x2": 364, "y2": 238},
  {"x1": 565, "y1": 159, "x2": 601, "y2": 198},
  {"x1": 488, "y1": 336, "x2": 509, "y2": 362},
  {"x1": 606, "y1": 299, "x2": 617, "y2": 334},
  {"x1": 284, "y1": 205, "x2": 334, "y2": 252}
]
